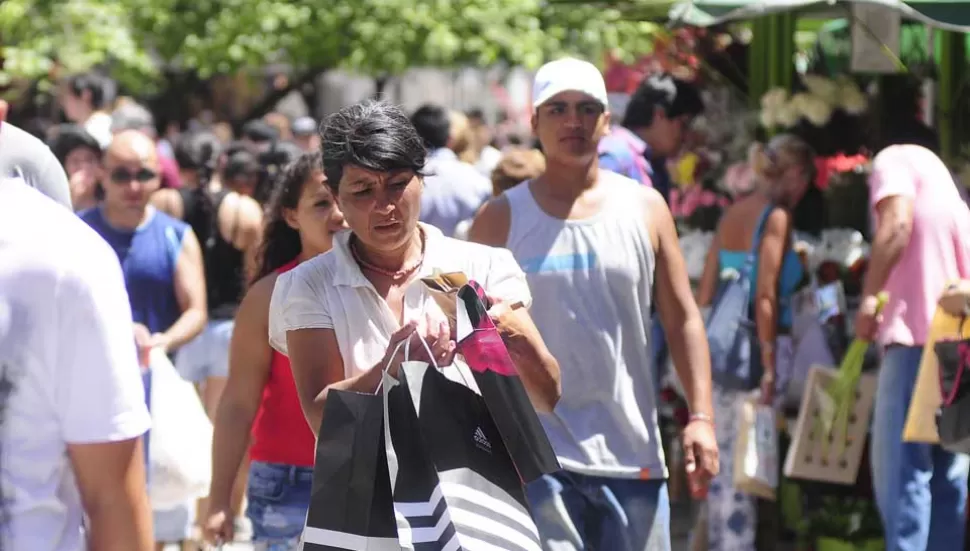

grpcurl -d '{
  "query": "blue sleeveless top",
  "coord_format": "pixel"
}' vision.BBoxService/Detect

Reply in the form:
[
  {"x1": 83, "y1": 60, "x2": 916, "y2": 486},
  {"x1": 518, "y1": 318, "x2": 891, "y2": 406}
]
[
  {"x1": 80, "y1": 207, "x2": 188, "y2": 335},
  {"x1": 717, "y1": 211, "x2": 805, "y2": 330}
]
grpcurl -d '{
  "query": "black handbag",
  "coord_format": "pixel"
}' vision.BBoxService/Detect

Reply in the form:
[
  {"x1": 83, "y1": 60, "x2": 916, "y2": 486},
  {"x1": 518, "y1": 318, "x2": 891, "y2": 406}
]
[{"x1": 934, "y1": 317, "x2": 970, "y2": 454}]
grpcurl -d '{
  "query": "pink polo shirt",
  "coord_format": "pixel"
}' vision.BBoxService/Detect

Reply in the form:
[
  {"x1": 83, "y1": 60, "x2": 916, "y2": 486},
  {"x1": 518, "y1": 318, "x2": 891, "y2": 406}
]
[{"x1": 869, "y1": 144, "x2": 970, "y2": 346}]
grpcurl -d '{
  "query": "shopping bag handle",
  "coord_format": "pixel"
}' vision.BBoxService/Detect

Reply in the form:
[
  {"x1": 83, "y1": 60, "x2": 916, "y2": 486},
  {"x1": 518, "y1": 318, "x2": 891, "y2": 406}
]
[
  {"x1": 402, "y1": 331, "x2": 441, "y2": 370},
  {"x1": 375, "y1": 338, "x2": 409, "y2": 395},
  {"x1": 375, "y1": 328, "x2": 466, "y2": 394}
]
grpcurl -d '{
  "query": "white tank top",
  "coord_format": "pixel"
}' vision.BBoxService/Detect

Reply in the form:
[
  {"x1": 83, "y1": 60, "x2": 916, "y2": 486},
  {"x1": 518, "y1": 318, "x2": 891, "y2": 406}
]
[{"x1": 504, "y1": 172, "x2": 666, "y2": 478}]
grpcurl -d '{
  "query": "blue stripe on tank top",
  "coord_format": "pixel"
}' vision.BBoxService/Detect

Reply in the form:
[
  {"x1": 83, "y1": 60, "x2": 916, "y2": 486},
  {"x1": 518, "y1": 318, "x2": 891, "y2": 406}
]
[{"x1": 519, "y1": 252, "x2": 598, "y2": 274}]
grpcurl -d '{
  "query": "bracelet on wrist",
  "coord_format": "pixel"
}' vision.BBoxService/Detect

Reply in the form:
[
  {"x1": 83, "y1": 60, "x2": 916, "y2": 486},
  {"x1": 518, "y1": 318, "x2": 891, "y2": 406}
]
[{"x1": 688, "y1": 412, "x2": 714, "y2": 425}]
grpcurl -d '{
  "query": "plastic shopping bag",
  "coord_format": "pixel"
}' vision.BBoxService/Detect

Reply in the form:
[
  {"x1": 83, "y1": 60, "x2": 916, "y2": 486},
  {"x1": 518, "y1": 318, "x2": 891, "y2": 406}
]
[
  {"x1": 148, "y1": 348, "x2": 212, "y2": 510},
  {"x1": 903, "y1": 306, "x2": 970, "y2": 443},
  {"x1": 733, "y1": 396, "x2": 778, "y2": 500}
]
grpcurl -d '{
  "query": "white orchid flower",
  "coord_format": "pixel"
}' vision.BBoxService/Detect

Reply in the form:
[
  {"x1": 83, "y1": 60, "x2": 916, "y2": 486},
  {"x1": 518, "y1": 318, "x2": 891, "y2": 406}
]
[
  {"x1": 801, "y1": 74, "x2": 839, "y2": 104},
  {"x1": 760, "y1": 87, "x2": 789, "y2": 110},
  {"x1": 792, "y1": 93, "x2": 833, "y2": 127},
  {"x1": 760, "y1": 109, "x2": 777, "y2": 129},
  {"x1": 777, "y1": 96, "x2": 803, "y2": 127},
  {"x1": 838, "y1": 82, "x2": 868, "y2": 115}
]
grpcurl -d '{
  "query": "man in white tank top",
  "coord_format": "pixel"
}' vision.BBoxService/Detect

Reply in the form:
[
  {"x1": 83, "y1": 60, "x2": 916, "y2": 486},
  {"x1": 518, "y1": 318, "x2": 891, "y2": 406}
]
[{"x1": 469, "y1": 58, "x2": 718, "y2": 550}]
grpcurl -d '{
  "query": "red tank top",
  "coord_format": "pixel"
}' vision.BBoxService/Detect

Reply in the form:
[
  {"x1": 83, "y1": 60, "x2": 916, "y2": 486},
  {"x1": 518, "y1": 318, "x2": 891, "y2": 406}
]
[{"x1": 249, "y1": 260, "x2": 316, "y2": 466}]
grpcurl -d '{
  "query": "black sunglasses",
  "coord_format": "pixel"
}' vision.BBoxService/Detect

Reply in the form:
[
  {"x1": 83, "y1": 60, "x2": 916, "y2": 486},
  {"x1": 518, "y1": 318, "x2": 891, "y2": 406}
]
[{"x1": 109, "y1": 167, "x2": 158, "y2": 184}]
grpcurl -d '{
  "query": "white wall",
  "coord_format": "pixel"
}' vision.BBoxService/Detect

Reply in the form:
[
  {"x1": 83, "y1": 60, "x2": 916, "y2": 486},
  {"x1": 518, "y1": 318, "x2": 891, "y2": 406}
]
[{"x1": 314, "y1": 66, "x2": 534, "y2": 127}]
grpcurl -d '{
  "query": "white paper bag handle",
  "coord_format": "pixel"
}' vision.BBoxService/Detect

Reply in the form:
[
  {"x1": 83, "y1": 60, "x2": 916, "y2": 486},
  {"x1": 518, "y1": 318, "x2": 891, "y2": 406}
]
[
  {"x1": 374, "y1": 328, "x2": 450, "y2": 394},
  {"x1": 402, "y1": 330, "x2": 473, "y2": 388},
  {"x1": 375, "y1": 338, "x2": 409, "y2": 395},
  {"x1": 402, "y1": 331, "x2": 440, "y2": 370}
]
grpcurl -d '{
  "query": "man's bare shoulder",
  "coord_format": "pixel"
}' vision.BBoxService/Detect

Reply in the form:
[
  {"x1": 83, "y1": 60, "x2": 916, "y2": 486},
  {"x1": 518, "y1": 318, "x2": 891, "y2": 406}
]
[{"x1": 468, "y1": 194, "x2": 511, "y2": 247}]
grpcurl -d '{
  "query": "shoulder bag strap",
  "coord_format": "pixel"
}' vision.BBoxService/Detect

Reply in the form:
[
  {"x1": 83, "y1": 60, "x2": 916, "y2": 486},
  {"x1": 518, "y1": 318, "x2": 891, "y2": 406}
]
[{"x1": 740, "y1": 204, "x2": 776, "y2": 279}]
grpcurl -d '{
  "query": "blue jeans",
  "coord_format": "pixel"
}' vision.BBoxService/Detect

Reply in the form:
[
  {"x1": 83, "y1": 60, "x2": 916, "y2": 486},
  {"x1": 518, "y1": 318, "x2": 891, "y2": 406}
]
[
  {"x1": 871, "y1": 345, "x2": 970, "y2": 551},
  {"x1": 526, "y1": 471, "x2": 671, "y2": 551},
  {"x1": 246, "y1": 461, "x2": 313, "y2": 550}
]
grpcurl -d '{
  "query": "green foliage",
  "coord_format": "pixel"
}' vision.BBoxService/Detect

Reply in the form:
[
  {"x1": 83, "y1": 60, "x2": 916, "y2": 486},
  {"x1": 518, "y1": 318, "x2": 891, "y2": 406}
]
[
  {"x1": 0, "y1": 0, "x2": 664, "y2": 98},
  {"x1": 540, "y1": 0, "x2": 664, "y2": 63},
  {"x1": 0, "y1": 0, "x2": 156, "y2": 93}
]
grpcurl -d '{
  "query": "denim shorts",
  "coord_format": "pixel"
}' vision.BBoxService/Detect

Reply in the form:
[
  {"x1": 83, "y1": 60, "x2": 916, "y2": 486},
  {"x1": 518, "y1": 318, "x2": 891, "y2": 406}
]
[
  {"x1": 153, "y1": 499, "x2": 195, "y2": 543},
  {"x1": 174, "y1": 318, "x2": 234, "y2": 382},
  {"x1": 246, "y1": 461, "x2": 313, "y2": 550}
]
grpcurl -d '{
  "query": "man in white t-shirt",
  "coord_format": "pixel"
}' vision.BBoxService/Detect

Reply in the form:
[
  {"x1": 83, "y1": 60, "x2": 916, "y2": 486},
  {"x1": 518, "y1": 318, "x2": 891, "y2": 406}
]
[
  {"x1": 0, "y1": 100, "x2": 74, "y2": 209},
  {"x1": 0, "y1": 177, "x2": 153, "y2": 550}
]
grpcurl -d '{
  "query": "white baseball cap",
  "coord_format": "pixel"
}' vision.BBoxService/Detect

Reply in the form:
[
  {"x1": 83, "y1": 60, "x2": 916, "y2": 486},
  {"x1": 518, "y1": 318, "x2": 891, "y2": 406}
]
[{"x1": 532, "y1": 57, "x2": 609, "y2": 110}]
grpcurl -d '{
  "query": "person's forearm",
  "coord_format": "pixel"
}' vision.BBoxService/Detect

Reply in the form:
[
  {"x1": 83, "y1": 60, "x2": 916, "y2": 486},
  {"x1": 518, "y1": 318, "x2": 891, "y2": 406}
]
[
  {"x1": 162, "y1": 307, "x2": 207, "y2": 351},
  {"x1": 667, "y1": 313, "x2": 715, "y2": 417},
  {"x1": 505, "y1": 338, "x2": 561, "y2": 413},
  {"x1": 87, "y1": 500, "x2": 154, "y2": 551},
  {"x1": 861, "y1": 219, "x2": 909, "y2": 299},
  {"x1": 306, "y1": 363, "x2": 385, "y2": 437},
  {"x1": 755, "y1": 295, "x2": 777, "y2": 374},
  {"x1": 209, "y1": 401, "x2": 257, "y2": 510},
  {"x1": 85, "y1": 443, "x2": 153, "y2": 551}
]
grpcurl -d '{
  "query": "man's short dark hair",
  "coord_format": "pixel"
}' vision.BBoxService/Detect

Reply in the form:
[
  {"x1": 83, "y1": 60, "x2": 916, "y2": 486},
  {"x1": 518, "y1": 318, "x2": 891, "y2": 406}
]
[
  {"x1": 66, "y1": 74, "x2": 108, "y2": 110},
  {"x1": 410, "y1": 104, "x2": 451, "y2": 150},
  {"x1": 48, "y1": 124, "x2": 102, "y2": 166},
  {"x1": 224, "y1": 140, "x2": 251, "y2": 158},
  {"x1": 466, "y1": 108, "x2": 486, "y2": 123},
  {"x1": 225, "y1": 149, "x2": 261, "y2": 180},
  {"x1": 321, "y1": 100, "x2": 427, "y2": 193},
  {"x1": 242, "y1": 120, "x2": 280, "y2": 143},
  {"x1": 622, "y1": 74, "x2": 704, "y2": 129}
]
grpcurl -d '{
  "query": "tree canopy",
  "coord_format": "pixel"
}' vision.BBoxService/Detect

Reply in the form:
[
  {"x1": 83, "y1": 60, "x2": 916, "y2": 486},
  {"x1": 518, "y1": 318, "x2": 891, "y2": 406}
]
[{"x1": 0, "y1": 0, "x2": 663, "y2": 98}]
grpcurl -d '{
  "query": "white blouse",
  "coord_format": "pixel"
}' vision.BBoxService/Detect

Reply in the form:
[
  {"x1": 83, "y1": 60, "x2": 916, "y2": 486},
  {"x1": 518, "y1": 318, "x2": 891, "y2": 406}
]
[{"x1": 268, "y1": 223, "x2": 532, "y2": 377}]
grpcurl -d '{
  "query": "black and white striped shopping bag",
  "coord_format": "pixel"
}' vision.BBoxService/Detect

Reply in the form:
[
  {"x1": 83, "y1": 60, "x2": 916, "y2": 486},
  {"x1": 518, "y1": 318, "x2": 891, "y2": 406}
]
[{"x1": 385, "y1": 362, "x2": 542, "y2": 551}]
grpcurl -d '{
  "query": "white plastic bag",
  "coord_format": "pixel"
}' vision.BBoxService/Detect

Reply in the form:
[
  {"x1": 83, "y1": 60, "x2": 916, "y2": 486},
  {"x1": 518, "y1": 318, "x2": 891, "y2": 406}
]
[
  {"x1": 733, "y1": 396, "x2": 778, "y2": 500},
  {"x1": 147, "y1": 348, "x2": 212, "y2": 510}
]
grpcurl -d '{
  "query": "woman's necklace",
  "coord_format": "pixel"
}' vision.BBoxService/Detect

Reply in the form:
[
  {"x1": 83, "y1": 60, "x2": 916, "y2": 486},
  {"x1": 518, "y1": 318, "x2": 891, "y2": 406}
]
[{"x1": 351, "y1": 229, "x2": 426, "y2": 280}]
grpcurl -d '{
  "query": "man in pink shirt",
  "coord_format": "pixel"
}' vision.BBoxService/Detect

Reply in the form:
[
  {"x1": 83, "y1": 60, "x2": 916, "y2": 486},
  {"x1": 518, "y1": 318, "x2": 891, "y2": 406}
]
[{"x1": 856, "y1": 141, "x2": 970, "y2": 551}]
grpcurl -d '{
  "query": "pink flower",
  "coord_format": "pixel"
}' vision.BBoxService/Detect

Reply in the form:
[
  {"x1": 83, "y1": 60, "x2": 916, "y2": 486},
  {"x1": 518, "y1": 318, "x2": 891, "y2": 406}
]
[
  {"x1": 698, "y1": 190, "x2": 717, "y2": 207},
  {"x1": 682, "y1": 192, "x2": 701, "y2": 215}
]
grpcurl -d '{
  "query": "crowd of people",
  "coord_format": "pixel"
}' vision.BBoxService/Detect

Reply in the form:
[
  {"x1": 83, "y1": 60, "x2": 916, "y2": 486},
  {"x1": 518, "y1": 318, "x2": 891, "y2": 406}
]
[{"x1": 1, "y1": 52, "x2": 970, "y2": 551}]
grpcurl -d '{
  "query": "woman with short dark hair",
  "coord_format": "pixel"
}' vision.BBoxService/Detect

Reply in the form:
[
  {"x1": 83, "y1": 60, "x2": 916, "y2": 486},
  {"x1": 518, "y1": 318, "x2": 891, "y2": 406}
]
[{"x1": 268, "y1": 99, "x2": 561, "y2": 437}]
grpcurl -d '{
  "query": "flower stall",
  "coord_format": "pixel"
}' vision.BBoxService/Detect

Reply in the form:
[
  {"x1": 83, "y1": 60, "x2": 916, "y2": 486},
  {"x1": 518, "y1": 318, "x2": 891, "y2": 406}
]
[
  {"x1": 661, "y1": 67, "x2": 887, "y2": 548},
  {"x1": 651, "y1": 0, "x2": 970, "y2": 546},
  {"x1": 756, "y1": 72, "x2": 886, "y2": 550}
]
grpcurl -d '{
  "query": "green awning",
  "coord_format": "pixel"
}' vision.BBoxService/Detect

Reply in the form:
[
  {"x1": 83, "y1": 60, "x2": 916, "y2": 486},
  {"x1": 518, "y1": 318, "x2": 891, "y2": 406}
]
[
  {"x1": 669, "y1": 0, "x2": 970, "y2": 32},
  {"x1": 814, "y1": 17, "x2": 970, "y2": 73}
]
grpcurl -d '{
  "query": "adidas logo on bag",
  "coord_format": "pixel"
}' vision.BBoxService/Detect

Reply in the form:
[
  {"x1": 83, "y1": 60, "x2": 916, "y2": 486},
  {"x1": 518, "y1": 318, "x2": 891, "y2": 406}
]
[{"x1": 473, "y1": 427, "x2": 492, "y2": 454}]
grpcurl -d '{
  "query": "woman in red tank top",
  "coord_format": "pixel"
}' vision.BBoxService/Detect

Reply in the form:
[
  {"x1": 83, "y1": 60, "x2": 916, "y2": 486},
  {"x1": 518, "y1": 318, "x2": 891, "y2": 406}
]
[{"x1": 202, "y1": 152, "x2": 346, "y2": 549}]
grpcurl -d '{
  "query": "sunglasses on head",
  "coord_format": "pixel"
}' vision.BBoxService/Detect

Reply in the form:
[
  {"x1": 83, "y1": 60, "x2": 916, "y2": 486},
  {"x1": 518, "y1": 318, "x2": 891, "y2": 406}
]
[{"x1": 109, "y1": 167, "x2": 158, "y2": 184}]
